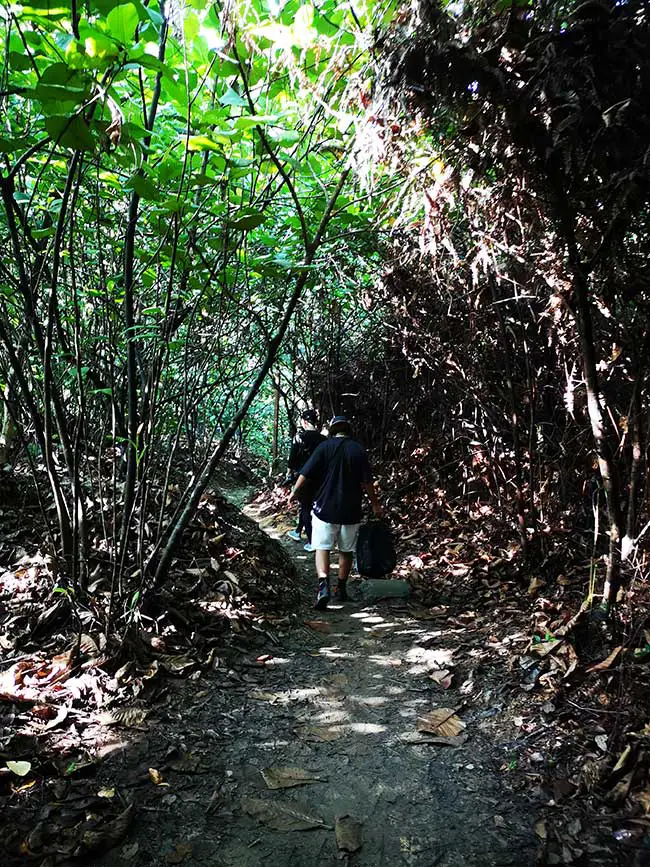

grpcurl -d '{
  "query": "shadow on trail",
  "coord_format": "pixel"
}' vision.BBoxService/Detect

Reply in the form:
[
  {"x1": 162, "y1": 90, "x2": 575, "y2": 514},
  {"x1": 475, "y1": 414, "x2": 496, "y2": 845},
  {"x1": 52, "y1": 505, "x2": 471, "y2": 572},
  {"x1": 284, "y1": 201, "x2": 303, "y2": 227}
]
[
  {"x1": 177, "y1": 497, "x2": 540, "y2": 867},
  {"x1": 3, "y1": 489, "x2": 540, "y2": 866}
]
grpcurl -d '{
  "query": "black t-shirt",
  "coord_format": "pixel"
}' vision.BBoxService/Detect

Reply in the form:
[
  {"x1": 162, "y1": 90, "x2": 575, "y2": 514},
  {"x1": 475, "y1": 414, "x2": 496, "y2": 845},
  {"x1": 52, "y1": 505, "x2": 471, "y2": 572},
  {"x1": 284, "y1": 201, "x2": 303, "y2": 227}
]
[
  {"x1": 301, "y1": 436, "x2": 372, "y2": 525},
  {"x1": 288, "y1": 429, "x2": 326, "y2": 473}
]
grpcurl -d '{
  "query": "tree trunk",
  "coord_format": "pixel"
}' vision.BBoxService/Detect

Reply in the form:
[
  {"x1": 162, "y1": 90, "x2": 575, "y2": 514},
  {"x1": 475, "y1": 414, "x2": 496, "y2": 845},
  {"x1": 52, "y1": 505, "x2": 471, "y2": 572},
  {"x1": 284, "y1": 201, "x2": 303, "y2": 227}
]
[
  {"x1": 570, "y1": 260, "x2": 623, "y2": 607},
  {"x1": 491, "y1": 276, "x2": 528, "y2": 555},
  {"x1": 271, "y1": 376, "x2": 280, "y2": 474}
]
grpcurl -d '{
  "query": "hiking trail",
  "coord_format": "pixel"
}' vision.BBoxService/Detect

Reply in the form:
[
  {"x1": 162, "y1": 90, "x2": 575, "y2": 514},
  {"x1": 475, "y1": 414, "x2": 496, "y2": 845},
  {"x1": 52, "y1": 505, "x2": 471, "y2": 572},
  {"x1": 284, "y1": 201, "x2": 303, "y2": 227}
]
[{"x1": 97, "y1": 494, "x2": 540, "y2": 867}]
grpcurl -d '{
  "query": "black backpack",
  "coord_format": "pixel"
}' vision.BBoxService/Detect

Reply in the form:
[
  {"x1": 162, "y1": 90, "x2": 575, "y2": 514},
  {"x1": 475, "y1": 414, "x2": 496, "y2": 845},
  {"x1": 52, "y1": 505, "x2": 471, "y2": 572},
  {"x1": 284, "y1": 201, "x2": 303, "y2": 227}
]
[
  {"x1": 356, "y1": 520, "x2": 397, "y2": 579},
  {"x1": 293, "y1": 430, "x2": 324, "y2": 470}
]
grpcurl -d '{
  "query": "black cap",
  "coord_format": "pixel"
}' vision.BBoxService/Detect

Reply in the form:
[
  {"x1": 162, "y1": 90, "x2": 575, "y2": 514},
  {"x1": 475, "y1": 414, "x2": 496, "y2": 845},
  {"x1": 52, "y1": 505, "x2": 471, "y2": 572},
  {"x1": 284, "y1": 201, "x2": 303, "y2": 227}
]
[
  {"x1": 328, "y1": 415, "x2": 352, "y2": 435},
  {"x1": 301, "y1": 409, "x2": 318, "y2": 425}
]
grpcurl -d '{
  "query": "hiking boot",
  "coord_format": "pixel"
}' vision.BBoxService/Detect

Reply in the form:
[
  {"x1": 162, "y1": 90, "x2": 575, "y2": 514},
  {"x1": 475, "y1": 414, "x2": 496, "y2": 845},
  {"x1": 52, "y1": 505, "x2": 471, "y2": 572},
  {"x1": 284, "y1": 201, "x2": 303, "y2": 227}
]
[
  {"x1": 333, "y1": 582, "x2": 348, "y2": 602},
  {"x1": 314, "y1": 580, "x2": 330, "y2": 611},
  {"x1": 304, "y1": 543, "x2": 316, "y2": 552},
  {"x1": 286, "y1": 529, "x2": 302, "y2": 542}
]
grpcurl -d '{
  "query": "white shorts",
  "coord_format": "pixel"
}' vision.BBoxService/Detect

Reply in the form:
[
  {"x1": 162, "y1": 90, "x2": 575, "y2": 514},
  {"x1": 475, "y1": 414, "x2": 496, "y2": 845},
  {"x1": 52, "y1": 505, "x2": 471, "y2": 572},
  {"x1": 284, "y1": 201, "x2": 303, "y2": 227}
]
[{"x1": 311, "y1": 513, "x2": 361, "y2": 553}]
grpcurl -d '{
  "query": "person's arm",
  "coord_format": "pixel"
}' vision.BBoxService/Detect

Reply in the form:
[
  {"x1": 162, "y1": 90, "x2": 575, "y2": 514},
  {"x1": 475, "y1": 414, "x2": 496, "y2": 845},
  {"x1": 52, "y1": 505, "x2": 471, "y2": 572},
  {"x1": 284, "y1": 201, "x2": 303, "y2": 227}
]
[
  {"x1": 362, "y1": 481, "x2": 383, "y2": 518},
  {"x1": 288, "y1": 474, "x2": 308, "y2": 505}
]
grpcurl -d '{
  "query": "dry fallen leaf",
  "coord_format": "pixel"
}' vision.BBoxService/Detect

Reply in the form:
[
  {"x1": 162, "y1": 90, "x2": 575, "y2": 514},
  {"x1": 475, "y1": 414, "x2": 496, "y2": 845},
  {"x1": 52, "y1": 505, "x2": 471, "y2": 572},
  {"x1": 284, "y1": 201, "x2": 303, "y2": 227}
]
[
  {"x1": 429, "y1": 669, "x2": 453, "y2": 689},
  {"x1": 613, "y1": 744, "x2": 632, "y2": 773},
  {"x1": 160, "y1": 655, "x2": 196, "y2": 675},
  {"x1": 528, "y1": 577, "x2": 545, "y2": 595},
  {"x1": 241, "y1": 797, "x2": 329, "y2": 831},
  {"x1": 121, "y1": 842, "x2": 140, "y2": 860},
  {"x1": 261, "y1": 766, "x2": 326, "y2": 789},
  {"x1": 79, "y1": 633, "x2": 100, "y2": 657},
  {"x1": 595, "y1": 734, "x2": 608, "y2": 753},
  {"x1": 166, "y1": 842, "x2": 193, "y2": 864},
  {"x1": 43, "y1": 705, "x2": 69, "y2": 731},
  {"x1": 587, "y1": 645, "x2": 622, "y2": 673},
  {"x1": 399, "y1": 731, "x2": 468, "y2": 747},
  {"x1": 303, "y1": 620, "x2": 332, "y2": 634},
  {"x1": 335, "y1": 814, "x2": 363, "y2": 854},
  {"x1": 416, "y1": 708, "x2": 466, "y2": 738},
  {"x1": 101, "y1": 706, "x2": 148, "y2": 727},
  {"x1": 295, "y1": 725, "x2": 344, "y2": 742},
  {"x1": 77, "y1": 803, "x2": 134, "y2": 855},
  {"x1": 636, "y1": 788, "x2": 650, "y2": 813}
]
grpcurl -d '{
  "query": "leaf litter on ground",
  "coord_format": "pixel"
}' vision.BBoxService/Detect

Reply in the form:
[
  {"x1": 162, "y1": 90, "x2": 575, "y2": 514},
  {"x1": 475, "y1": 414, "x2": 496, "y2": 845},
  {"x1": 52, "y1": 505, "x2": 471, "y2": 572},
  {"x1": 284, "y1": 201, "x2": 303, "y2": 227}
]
[
  {"x1": 416, "y1": 708, "x2": 466, "y2": 738},
  {"x1": 335, "y1": 814, "x2": 363, "y2": 855},
  {"x1": 261, "y1": 766, "x2": 327, "y2": 789},
  {"x1": 241, "y1": 797, "x2": 331, "y2": 831}
]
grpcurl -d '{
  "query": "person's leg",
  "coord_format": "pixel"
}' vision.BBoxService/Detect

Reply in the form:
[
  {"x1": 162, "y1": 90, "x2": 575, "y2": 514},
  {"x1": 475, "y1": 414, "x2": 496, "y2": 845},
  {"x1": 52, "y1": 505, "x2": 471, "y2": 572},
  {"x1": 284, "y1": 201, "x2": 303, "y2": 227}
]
[
  {"x1": 335, "y1": 552, "x2": 353, "y2": 601},
  {"x1": 302, "y1": 504, "x2": 315, "y2": 551},
  {"x1": 311, "y1": 515, "x2": 337, "y2": 610},
  {"x1": 303, "y1": 503, "x2": 313, "y2": 543},
  {"x1": 296, "y1": 509, "x2": 305, "y2": 534},
  {"x1": 338, "y1": 552, "x2": 354, "y2": 581},
  {"x1": 315, "y1": 549, "x2": 330, "y2": 580},
  {"x1": 287, "y1": 494, "x2": 303, "y2": 541},
  {"x1": 334, "y1": 523, "x2": 361, "y2": 601},
  {"x1": 314, "y1": 548, "x2": 330, "y2": 610}
]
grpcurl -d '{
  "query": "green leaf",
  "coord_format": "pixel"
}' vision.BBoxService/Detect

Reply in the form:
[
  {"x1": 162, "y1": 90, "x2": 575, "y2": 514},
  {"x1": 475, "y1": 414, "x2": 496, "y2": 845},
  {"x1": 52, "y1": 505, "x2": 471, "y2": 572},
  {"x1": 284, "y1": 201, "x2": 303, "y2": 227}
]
[
  {"x1": 226, "y1": 210, "x2": 266, "y2": 231},
  {"x1": 121, "y1": 121, "x2": 149, "y2": 140},
  {"x1": 126, "y1": 51, "x2": 174, "y2": 77},
  {"x1": 268, "y1": 127, "x2": 300, "y2": 146},
  {"x1": 22, "y1": 31, "x2": 42, "y2": 47},
  {"x1": 20, "y1": 0, "x2": 69, "y2": 18},
  {"x1": 32, "y1": 63, "x2": 90, "y2": 108},
  {"x1": 183, "y1": 11, "x2": 200, "y2": 43},
  {"x1": 219, "y1": 87, "x2": 248, "y2": 108},
  {"x1": 9, "y1": 51, "x2": 34, "y2": 72},
  {"x1": 201, "y1": 108, "x2": 229, "y2": 125},
  {"x1": 187, "y1": 135, "x2": 223, "y2": 153},
  {"x1": 106, "y1": 3, "x2": 140, "y2": 45},
  {"x1": 0, "y1": 137, "x2": 32, "y2": 153},
  {"x1": 125, "y1": 173, "x2": 160, "y2": 200},
  {"x1": 234, "y1": 114, "x2": 278, "y2": 130},
  {"x1": 40, "y1": 63, "x2": 74, "y2": 86},
  {"x1": 45, "y1": 116, "x2": 96, "y2": 151}
]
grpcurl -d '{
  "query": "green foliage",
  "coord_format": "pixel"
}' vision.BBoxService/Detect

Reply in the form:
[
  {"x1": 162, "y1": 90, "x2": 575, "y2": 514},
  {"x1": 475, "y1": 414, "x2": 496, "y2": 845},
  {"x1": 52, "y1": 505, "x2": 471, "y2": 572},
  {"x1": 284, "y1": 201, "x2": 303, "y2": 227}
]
[{"x1": 0, "y1": 0, "x2": 391, "y2": 593}]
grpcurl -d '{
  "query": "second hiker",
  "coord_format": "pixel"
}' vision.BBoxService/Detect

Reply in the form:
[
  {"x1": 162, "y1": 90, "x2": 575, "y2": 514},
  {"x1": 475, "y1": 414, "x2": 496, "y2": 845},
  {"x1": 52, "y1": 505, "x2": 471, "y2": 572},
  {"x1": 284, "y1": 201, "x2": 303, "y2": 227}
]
[{"x1": 285, "y1": 409, "x2": 325, "y2": 551}]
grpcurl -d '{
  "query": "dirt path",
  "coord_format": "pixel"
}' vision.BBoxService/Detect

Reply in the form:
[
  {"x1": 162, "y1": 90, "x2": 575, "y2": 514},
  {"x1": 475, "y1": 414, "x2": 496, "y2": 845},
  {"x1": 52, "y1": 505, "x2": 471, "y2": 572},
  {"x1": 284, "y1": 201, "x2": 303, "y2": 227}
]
[{"x1": 97, "y1": 501, "x2": 540, "y2": 867}]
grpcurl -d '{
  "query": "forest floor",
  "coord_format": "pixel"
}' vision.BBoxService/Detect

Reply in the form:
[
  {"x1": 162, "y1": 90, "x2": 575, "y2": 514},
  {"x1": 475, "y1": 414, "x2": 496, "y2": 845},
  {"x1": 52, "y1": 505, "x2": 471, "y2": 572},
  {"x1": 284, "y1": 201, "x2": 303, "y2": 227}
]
[
  {"x1": 93, "y1": 493, "x2": 541, "y2": 867},
  {"x1": 1, "y1": 483, "x2": 643, "y2": 866}
]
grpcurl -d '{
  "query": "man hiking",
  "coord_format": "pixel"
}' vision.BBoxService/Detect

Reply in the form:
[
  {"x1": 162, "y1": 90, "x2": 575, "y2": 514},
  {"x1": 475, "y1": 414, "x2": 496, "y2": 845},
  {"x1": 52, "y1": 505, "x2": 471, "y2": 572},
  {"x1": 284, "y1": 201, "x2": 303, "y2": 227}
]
[
  {"x1": 285, "y1": 409, "x2": 325, "y2": 551},
  {"x1": 288, "y1": 415, "x2": 382, "y2": 610}
]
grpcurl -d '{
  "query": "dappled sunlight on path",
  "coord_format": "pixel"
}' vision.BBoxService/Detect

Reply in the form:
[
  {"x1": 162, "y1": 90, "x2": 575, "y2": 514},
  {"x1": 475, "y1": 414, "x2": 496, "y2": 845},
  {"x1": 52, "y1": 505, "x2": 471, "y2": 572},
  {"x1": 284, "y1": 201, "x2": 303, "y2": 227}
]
[
  {"x1": 91, "y1": 497, "x2": 540, "y2": 867},
  {"x1": 158, "y1": 498, "x2": 538, "y2": 867}
]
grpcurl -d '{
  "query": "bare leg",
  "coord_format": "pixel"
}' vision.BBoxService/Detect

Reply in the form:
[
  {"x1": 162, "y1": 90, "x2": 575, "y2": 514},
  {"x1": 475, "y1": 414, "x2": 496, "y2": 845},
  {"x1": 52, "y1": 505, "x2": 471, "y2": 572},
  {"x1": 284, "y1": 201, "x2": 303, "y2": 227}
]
[{"x1": 315, "y1": 549, "x2": 330, "y2": 581}]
